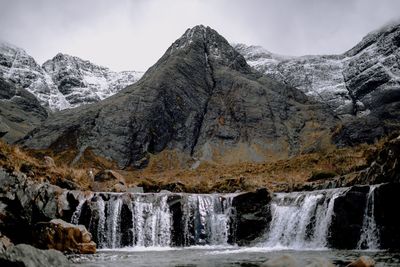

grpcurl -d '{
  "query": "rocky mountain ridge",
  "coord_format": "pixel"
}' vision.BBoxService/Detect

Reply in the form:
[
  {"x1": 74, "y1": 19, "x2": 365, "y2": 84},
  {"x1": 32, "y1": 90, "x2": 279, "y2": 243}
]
[
  {"x1": 234, "y1": 22, "x2": 400, "y2": 118},
  {"x1": 234, "y1": 22, "x2": 400, "y2": 146},
  {"x1": 22, "y1": 25, "x2": 336, "y2": 168},
  {"x1": 0, "y1": 42, "x2": 143, "y2": 110}
]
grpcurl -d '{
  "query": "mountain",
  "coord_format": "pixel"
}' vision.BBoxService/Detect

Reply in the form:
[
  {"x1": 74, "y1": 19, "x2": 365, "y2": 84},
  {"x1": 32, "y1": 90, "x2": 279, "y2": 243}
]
[
  {"x1": 22, "y1": 25, "x2": 337, "y2": 168},
  {"x1": 235, "y1": 22, "x2": 400, "y2": 145},
  {"x1": 0, "y1": 42, "x2": 70, "y2": 110},
  {"x1": 0, "y1": 77, "x2": 48, "y2": 143},
  {"x1": 0, "y1": 42, "x2": 143, "y2": 110},
  {"x1": 42, "y1": 53, "x2": 143, "y2": 107}
]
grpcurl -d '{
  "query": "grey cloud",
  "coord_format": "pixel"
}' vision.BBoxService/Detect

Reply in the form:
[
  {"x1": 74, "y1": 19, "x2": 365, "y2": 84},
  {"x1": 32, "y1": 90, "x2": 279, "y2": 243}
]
[{"x1": 0, "y1": 0, "x2": 399, "y2": 71}]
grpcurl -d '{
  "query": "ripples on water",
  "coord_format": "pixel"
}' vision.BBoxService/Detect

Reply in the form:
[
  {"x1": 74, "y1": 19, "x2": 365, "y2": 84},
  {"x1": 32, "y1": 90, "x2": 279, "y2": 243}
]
[{"x1": 69, "y1": 247, "x2": 400, "y2": 267}]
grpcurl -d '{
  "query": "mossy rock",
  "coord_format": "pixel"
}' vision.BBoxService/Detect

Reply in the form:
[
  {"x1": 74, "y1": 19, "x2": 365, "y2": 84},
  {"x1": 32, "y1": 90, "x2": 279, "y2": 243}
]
[{"x1": 308, "y1": 170, "x2": 338, "y2": 182}]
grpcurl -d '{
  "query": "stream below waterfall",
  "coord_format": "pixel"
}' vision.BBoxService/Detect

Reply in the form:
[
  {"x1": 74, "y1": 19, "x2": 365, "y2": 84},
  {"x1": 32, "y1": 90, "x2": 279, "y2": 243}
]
[{"x1": 68, "y1": 185, "x2": 399, "y2": 266}]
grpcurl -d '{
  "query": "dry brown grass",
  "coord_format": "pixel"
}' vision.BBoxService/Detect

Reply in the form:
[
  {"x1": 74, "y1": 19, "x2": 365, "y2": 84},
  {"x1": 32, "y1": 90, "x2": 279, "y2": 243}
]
[{"x1": 0, "y1": 136, "x2": 388, "y2": 193}]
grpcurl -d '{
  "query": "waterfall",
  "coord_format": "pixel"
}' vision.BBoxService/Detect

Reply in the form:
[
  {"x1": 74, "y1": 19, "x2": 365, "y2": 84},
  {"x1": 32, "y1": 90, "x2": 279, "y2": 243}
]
[
  {"x1": 357, "y1": 185, "x2": 380, "y2": 250},
  {"x1": 69, "y1": 186, "x2": 383, "y2": 250},
  {"x1": 181, "y1": 194, "x2": 234, "y2": 246},
  {"x1": 70, "y1": 192, "x2": 235, "y2": 249},
  {"x1": 261, "y1": 188, "x2": 346, "y2": 249}
]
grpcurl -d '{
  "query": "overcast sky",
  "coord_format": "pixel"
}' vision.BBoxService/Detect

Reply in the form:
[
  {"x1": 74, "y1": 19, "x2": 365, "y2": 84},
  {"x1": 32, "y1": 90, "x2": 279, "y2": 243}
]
[{"x1": 1, "y1": 0, "x2": 400, "y2": 71}]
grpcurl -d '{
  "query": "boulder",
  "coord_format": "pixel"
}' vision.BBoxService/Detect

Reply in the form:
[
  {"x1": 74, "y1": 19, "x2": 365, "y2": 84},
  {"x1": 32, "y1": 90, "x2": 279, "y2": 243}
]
[
  {"x1": 328, "y1": 186, "x2": 369, "y2": 249},
  {"x1": 0, "y1": 244, "x2": 69, "y2": 267},
  {"x1": 374, "y1": 183, "x2": 400, "y2": 249},
  {"x1": 0, "y1": 233, "x2": 13, "y2": 253},
  {"x1": 43, "y1": 156, "x2": 56, "y2": 168},
  {"x1": 92, "y1": 170, "x2": 126, "y2": 192},
  {"x1": 231, "y1": 188, "x2": 272, "y2": 245},
  {"x1": 33, "y1": 219, "x2": 96, "y2": 254},
  {"x1": 346, "y1": 256, "x2": 375, "y2": 267},
  {"x1": 262, "y1": 255, "x2": 335, "y2": 267},
  {"x1": 261, "y1": 255, "x2": 298, "y2": 267}
]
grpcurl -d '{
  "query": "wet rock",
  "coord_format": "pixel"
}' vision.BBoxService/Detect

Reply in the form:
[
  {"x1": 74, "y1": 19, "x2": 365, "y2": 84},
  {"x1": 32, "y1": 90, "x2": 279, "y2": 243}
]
[
  {"x1": 127, "y1": 186, "x2": 144, "y2": 193},
  {"x1": 346, "y1": 256, "x2": 375, "y2": 267},
  {"x1": 328, "y1": 186, "x2": 369, "y2": 249},
  {"x1": 262, "y1": 255, "x2": 298, "y2": 267},
  {"x1": 262, "y1": 255, "x2": 335, "y2": 267},
  {"x1": 33, "y1": 219, "x2": 96, "y2": 254},
  {"x1": 0, "y1": 244, "x2": 69, "y2": 267},
  {"x1": 231, "y1": 188, "x2": 271, "y2": 245},
  {"x1": 374, "y1": 183, "x2": 400, "y2": 249}
]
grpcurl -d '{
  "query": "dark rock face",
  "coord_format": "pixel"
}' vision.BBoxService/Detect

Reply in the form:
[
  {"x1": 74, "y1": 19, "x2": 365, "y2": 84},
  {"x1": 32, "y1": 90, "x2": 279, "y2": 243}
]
[
  {"x1": 0, "y1": 78, "x2": 48, "y2": 143},
  {"x1": 328, "y1": 186, "x2": 369, "y2": 249},
  {"x1": 236, "y1": 23, "x2": 400, "y2": 146},
  {"x1": 0, "y1": 168, "x2": 76, "y2": 245},
  {"x1": 0, "y1": 244, "x2": 69, "y2": 267},
  {"x1": 22, "y1": 25, "x2": 336, "y2": 168},
  {"x1": 231, "y1": 188, "x2": 272, "y2": 245},
  {"x1": 374, "y1": 183, "x2": 400, "y2": 249},
  {"x1": 357, "y1": 135, "x2": 400, "y2": 185}
]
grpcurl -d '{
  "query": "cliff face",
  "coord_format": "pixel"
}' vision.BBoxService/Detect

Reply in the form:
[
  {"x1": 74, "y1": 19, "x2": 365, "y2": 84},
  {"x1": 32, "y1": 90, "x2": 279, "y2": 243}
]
[
  {"x1": 0, "y1": 78, "x2": 47, "y2": 143},
  {"x1": 22, "y1": 26, "x2": 337, "y2": 168},
  {"x1": 0, "y1": 42, "x2": 142, "y2": 110},
  {"x1": 235, "y1": 23, "x2": 400, "y2": 145}
]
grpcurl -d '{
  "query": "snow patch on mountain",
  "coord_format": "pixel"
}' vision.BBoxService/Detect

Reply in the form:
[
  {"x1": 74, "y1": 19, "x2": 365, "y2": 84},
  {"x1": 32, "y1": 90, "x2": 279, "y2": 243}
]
[
  {"x1": 234, "y1": 23, "x2": 400, "y2": 117},
  {"x1": 0, "y1": 42, "x2": 143, "y2": 110}
]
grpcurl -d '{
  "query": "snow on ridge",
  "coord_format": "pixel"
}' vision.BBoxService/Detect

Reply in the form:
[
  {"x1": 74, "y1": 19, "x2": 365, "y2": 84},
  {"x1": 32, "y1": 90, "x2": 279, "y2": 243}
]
[{"x1": 0, "y1": 42, "x2": 143, "y2": 111}]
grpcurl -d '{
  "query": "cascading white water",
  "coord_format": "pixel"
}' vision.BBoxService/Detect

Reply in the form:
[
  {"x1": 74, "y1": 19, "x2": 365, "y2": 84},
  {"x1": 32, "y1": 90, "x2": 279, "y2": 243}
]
[
  {"x1": 357, "y1": 185, "x2": 380, "y2": 250},
  {"x1": 71, "y1": 197, "x2": 88, "y2": 225},
  {"x1": 261, "y1": 188, "x2": 347, "y2": 249},
  {"x1": 131, "y1": 194, "x2": 172, "y2": 247},
  {"x1": 181, "y1": 194, "x2": 234, "y2": 246},
  {"x1": 71, "y1": 192, "x2": 234, "y2": 249}
]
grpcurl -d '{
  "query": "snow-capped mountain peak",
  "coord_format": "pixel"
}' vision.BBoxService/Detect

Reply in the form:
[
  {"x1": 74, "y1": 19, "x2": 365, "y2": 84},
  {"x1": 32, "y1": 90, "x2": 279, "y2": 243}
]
[{"x1": 0, "y1": 42, "x2": 143, "y2": 110}]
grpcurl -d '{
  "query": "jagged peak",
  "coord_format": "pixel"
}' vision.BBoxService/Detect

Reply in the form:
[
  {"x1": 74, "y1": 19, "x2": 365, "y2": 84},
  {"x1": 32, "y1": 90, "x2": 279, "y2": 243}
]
[{"x1": 165, "y1": 25, "x2": 250, "y2": 72}]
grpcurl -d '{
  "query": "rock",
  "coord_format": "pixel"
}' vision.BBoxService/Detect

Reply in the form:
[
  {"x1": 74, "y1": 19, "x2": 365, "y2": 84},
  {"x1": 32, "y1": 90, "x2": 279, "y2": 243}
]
[
  {"x1": 262, "y1": 255, "x2": 298, "y2": 267},
  {"x1": 92, "y1": 170, "x2": 126, "y2": 192},
  {"x1": 112, "y1": 183, "x2": 127, "y2": 192},
  {"x1": 127, "y1": 186, "x2": 144, "y2": 193},
  {"x1": 56, "y1": 177, "x2": 79, "y2": 190},
  {"x1": 235, "y1": 23, "x2": 400, "y2": 146},
  {"x1": 262, "y1": 255, "x2": 335, "y2": 267},
  {"x1": 0, "y1": 244, "x2": 69, "y2": 267},
  {"x1": 374, "y1": 183, "x2": 400, "y2": 249},
  {"x1": 94, "y1": 169, "x2": 125, "y2": 182},
  {"x1": 346, "y1": 256, "x2": 375, "y2": 267},
  {"x1": 44, "y1": 156, "x2": 56, "y2": 167},
  {"x1": 231, "y1": 188, "x2": 272, "y2": 245},
  {"x1": 0, "y1": 76, "x2": 47, "y2": 143},
  {"x1": 22, "y1": 25, "x2": 336, "y2": 169},
  {"x1": 328, "y1": 186, "x2": 369, "y2": 249},
  {"x1": 0, "y1": 233, "x2": 13, "y2": 253},
  {"x1": 33, "y1": 219, "x2": 96, "y2": 254}
]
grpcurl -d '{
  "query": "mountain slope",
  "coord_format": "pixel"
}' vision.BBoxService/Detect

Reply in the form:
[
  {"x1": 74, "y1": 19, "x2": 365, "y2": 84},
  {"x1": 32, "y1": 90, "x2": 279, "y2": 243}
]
[
  {"x1": 22, "y1": 25, "x2": 337, "y2": 168},
  {"x1": 235, "y1": 22, "x2": 400, "y2": 145},
  {"x1": 0, "y1": 42, "x2": 70, "y2": 110},
  {"x1": 0, "y1": 78, "x2": 48, "y2": 143},
  {"x1": 0, "y1": 42, "x2": 143, "y2": 110},
  {"x1": 42, "y1": 53, "x2": 143, "y2": 107}
]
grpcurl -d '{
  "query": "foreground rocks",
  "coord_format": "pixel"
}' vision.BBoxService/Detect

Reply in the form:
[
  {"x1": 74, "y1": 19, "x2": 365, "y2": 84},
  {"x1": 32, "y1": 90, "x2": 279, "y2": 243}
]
[
  {"x1": 34, "y1": 219, "x2": 96, "y2": 254},
  {"x1": 0, "y1": 244, "x2": 69, "y2": 267},
  {"x1": 347, "y1": 256, "x2": 375, "y2": 267},
  {"x1": 262, "y1": 254, "x2": 335, "y2": 267},
  {"x1": 0, "y1": 233, "x2": 13, "y2": 253}
]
